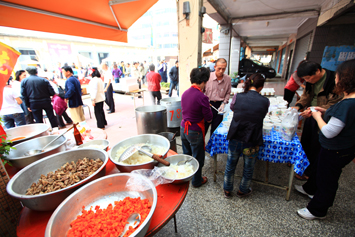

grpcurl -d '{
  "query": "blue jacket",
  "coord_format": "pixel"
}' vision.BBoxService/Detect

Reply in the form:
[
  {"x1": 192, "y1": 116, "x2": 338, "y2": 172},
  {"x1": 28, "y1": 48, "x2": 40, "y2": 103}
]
[
  {"x1": 64, "y1": 76, "x2": 83, "y2": 108},
  {"x1": 21, "y1": 75, "x2": 55, "y2": 108}
]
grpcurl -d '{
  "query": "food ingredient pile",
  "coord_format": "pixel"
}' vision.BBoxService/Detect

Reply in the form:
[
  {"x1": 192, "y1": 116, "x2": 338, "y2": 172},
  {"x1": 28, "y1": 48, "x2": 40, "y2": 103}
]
[
  {"x1": 67, "y1": 197, "x2": 151, "y2": 237},
  {"x1": 115, "y1": 144, "x2": 166, "y2": 165},
  {"x1": 26, "y1": 158, "x2": 103, "y2": 195},
  {"x1": 164, "y1": 163, "x2": 194, "y2": 179}
]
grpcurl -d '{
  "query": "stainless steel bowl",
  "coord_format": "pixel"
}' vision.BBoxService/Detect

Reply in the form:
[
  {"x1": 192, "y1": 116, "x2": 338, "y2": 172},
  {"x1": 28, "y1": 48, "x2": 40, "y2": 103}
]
[
  {"x1": 5, "y1": 123, "x2": 50, "y2": 145},
  {"x1": 109, "y1": 134, "x2": 170, "y2": 172},
  {"x1": 157, "y1": 154, "x2": 199, "y2": 184},
  {"x1": 78, "y1": 139, "x2": 110, "y2": 151},
  {"x1": 3, "y1": 135, "x2": 67, "y2": 169},
  {"x1": 6, "y1": 148, "x2": 108, "y2": 211},
  {"x1": 45, "y1": 173, "x2": 157, "y2": 237}
]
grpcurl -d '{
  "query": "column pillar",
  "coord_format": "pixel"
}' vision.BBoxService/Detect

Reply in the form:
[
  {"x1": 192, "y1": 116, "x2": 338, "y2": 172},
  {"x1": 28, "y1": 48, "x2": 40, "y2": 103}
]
[
  {"x1": 230, "y1": 36, "x2": 241, "y2": 77},
  {"x1": 177, "y1": 0, "x2": 203, "y2": 96},
  {"x1": 218, "y1": 24, "x2": 231, "y2": 73}
]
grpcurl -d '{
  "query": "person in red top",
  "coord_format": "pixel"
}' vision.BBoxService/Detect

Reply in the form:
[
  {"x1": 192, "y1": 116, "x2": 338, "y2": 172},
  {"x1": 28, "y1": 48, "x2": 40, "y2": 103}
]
[
  {"x1": 146, "y1": 64, "x2": 162, "y2": 105},
  {"x1": 284, "y1": 60, "x2": 306, "y2": 107}
]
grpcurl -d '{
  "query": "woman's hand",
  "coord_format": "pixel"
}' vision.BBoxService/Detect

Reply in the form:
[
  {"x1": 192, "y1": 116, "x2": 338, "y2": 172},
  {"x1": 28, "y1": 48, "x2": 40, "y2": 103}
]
[
  {"x1": 314, "y1": 106, "x2": 326, "y2": 114},
  {"x1": 311, "y1": 110, "x2": 322, "y2": 120},
  {"x1": 300, "y1": 108, "x2": 312, "y2": 118},
  {"x1": 92, "y1": 100, "x2": 96, "y2": 106}
]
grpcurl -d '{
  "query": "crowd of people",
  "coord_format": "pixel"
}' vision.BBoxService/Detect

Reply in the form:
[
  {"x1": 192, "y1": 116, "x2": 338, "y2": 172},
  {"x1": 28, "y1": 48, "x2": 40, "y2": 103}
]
[{"x1": 180, "y1": 58, "x2": 355, "y2": 221}]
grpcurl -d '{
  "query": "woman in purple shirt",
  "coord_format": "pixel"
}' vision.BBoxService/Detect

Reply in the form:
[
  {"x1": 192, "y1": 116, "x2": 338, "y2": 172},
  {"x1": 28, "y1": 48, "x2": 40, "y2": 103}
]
[
  {"x1": 180, "y1": 67, "x2": 213, "y2": 187},
  {"x1": 112, "y1": 64, "x2": 122, "y2": 83}
]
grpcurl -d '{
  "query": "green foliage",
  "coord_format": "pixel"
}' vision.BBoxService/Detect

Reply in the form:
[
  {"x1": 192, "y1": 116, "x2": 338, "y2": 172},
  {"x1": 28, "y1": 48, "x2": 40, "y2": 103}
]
[{"x1": 0, "y1": 118, "x2": 15, "y2": 166}]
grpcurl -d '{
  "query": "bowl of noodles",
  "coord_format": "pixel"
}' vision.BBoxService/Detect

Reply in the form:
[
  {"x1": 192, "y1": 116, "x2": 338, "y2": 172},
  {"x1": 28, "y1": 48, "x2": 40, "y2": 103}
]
[{"x1": 109, "y1": 134, "x2": 170, "y2": 172}]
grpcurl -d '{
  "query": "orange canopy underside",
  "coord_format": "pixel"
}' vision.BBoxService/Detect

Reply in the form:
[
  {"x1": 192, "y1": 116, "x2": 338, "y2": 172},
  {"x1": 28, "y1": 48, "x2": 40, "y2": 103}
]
[{"x1": 0, "y1": 0, "x2": 158, "y2": 42}]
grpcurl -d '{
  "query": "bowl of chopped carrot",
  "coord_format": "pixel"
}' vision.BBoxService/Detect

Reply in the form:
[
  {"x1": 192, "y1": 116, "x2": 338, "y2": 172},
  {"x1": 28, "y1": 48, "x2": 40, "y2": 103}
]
[{"x1": 45, "y1": 173, "x2": 157, "y2": 237}]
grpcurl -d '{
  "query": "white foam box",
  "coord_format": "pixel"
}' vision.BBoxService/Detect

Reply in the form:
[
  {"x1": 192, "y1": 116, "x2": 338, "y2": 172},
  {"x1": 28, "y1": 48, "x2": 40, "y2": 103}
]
[
  {"x1": 114, "y1": 83, "x2": 138, "y2": 92},
  {"x1": 119, "y1": 77, "x2": 137, "y2": 85}
]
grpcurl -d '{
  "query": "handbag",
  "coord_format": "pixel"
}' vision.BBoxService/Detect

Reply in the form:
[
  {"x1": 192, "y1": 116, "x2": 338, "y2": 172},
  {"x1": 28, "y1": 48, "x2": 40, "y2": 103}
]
[{"x1": 58, "y1": 85, "x2": 65, "y2": 99}]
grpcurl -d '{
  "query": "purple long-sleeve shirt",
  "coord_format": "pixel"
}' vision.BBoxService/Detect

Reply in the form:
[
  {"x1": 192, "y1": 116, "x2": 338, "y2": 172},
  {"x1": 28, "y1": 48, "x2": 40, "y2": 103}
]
[{"x1": 181, "y1": 86, "x2": 213, "y2": 132}]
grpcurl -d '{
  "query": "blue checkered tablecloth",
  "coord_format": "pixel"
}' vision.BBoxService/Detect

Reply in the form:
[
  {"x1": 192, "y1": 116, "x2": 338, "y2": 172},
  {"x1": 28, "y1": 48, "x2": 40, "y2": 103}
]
[{"x1": 206, "y1": 114, "x2": 309, "y2": 176}]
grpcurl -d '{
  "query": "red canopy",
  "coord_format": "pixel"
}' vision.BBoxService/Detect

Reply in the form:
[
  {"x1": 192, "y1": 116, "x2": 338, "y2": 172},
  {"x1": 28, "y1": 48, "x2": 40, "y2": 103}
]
[{"x1": 0, "y1": 0, "x2": 158, "y2": 42}]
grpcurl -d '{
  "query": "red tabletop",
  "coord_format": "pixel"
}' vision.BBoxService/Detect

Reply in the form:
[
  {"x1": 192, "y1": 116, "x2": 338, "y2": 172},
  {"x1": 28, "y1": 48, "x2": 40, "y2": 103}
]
[{"x1": 15, "y1": 149, "x2": 189, "y2": 236}]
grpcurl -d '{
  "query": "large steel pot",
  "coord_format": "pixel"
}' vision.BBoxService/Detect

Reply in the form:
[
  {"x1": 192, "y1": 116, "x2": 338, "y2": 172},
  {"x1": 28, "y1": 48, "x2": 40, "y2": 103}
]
[
  {"x1": 6, "y1": 148, "x2": 108, "y2": 211},
  {"x1": 160, "y1": 97, "x2": 182, "y2": 128},
  {"x1": 135, "y1": 105, "x2": 167, "y2": 134},
  {"x1": 158, "y1": 132, "x2": 177, "y2": 152},
  {"x1": 3, "y1": 135, "x2": 67, "y2": 169},
  {"x1": 45, "y1": 173, "x2": 157, "y2": 237},
  {"x1": 109, "y1": 134, "x2": 170, "y2": 172},
  {"x1": 5, "y1": 123, "x2": 50, "y2": 145}
]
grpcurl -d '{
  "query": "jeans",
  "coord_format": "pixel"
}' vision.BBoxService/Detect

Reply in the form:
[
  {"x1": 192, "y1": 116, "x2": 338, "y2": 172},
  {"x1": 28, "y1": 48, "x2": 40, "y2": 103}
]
[
  {"x1": 114, "y1": 78, "x2": 120, "y2": 83},
  {"x1": 3, "y1": 113, "x2": 26, "y2": 129},
  {"x1": 168, "y1": 80, "x2": 179, "y2": 97},
  {"x1": 180, "y1": 126, "x2": 205, "y2": 186},
  {"x1": 224, "y1": 139, "x2": 257, "y2": 193},
  {"x1": 150, "y1": 91, "x2": 162, "y2": 105}
]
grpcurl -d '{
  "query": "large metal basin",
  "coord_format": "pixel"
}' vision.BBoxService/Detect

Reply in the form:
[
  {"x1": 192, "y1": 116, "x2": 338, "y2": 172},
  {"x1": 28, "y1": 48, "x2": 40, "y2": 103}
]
[
  {"x1": 5, "y1": 123, "x2": 50, "y2": 145},
  {"x1": 45, "y1": 173, "x2": 157, "y2": 237},
  {"x1": 78, "y1": 139, "x2": 110, "y2": 151},
  {"x1": 158, "y1": 154, "x2": 199, "y2": 184},
  {"x1": 135, "y1": 105, "x2": 167, "y2": 134},
  {"x1": 3, "y1": 135, "x2": 67, "y2": 169},
  {"x1": 109, "y1": 134, "x2": 170, "y2": 172},
  {"x1": 6, "y1": 148, "x2": 108, "y2": 211}
]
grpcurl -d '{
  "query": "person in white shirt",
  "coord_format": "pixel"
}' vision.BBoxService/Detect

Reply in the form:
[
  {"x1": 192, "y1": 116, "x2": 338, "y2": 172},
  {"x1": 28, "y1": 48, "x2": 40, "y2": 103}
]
[
  {"x1": 102, "y1": 63, "x2": 115, "y2": 113},
  {"x1": 89, "y1": 67, "x2": 107, "y2": 129},
  {"x1": 1, "y1": 82, "x2": 26, "y2": 129}
]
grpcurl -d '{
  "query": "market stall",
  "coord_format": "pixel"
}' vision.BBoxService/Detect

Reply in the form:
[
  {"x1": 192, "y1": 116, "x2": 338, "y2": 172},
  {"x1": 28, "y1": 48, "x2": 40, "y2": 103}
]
[{"x1": 206, "y1": 112, "x2": 309, "y2": 201}]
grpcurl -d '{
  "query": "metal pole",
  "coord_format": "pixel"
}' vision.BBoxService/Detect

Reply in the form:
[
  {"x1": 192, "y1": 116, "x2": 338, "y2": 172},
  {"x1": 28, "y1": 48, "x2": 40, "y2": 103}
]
[{"x1": 286, "y1": 164, "x2": 294, "y2": 201}]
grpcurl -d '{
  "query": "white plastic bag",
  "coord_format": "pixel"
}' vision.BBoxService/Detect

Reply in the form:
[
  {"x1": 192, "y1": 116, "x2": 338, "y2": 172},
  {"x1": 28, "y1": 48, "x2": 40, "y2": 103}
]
[
  {"x1": 125, "y1": 166, "x2": 176, "y2": 191},
  {"x1": 280, "y1": 108, "x2": 298, "y2": 141}
]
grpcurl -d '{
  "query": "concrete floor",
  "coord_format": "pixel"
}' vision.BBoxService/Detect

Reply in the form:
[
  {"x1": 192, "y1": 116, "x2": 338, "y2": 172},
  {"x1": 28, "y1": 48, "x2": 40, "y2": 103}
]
[{"x1": 79, "y1": 79, "x2": 355, "y2": 236}]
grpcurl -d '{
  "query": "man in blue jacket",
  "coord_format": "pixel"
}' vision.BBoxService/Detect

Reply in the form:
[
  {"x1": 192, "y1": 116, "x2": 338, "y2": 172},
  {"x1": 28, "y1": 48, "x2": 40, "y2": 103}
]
[
  {"x1": 21, "y1": 66, "x2": 58, "y2": 128},
  {"x1": 62, "y1": 66, "x2": 85, "y2": 123},
  {"x1": 168, "y1": 60, "x2": 179, "y2": 97}
]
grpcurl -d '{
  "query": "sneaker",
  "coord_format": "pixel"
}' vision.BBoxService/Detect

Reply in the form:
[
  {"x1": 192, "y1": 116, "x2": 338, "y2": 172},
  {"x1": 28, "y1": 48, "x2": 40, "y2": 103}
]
[
  {"x1": 297, "y1": 208, "x2": 326, "y2": 220},
  {"x1": 224, "y1": 190, "x2": 232, "y2": 199},
  {"x1": 236, "y1": 188, "x2": 252, "y2": 198},
  {"x1": 294, "y1": 185, "x2": 314, "y2": 198}
]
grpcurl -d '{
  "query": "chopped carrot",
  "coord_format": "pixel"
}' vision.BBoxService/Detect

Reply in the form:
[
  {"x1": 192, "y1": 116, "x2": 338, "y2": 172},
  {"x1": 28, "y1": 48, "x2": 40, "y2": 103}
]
[{"x1": 67, "y1": 197, "x2": 151, "y2": 237}]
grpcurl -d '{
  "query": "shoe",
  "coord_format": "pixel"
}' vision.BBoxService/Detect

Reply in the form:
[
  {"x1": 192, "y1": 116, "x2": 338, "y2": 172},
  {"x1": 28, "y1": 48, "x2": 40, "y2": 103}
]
[
  {"x1": 106, "y1": 109, "x2": 110, "y2": 111},
  {"x1": 297, "y1": 208, "x2": 326, "y2": 220},
  {"x1": 236, "y1": 188, "x2": 252, "y2": 198},
  {"x1": 192, "y1": 177, "x2": 208, "y2": 188},
  {"x1": 224, "y1": 190, "x2": 232, "y2": 199},
  {"x1": 294, "y1": 185, "x2": 314, "y2": 198},
  {"x1": 66, "y1": 122, "x2": 73, "y2": 125},
  {"x1": 295, "y1": 174, "x2": 309, "y2": 181},
  {"x1": 108, "y1": 111, "x2": 115, "y2": 114},
  {"x1": 58, "y1": 126, "x2": 66, "y2": 130}
]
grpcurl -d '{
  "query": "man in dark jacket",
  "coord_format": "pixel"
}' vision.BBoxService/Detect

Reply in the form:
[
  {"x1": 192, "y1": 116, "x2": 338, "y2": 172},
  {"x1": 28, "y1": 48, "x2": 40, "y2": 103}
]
[
  {"x1": 293, "y1": 61, "x2": 342, "y2": 180},
  {"x1": 169, "y1": 61, "x2": 179, "y2": 97},
  {"x1": 62, "y1": 66, "x2": 85, "y2": 123},
  {"x1": 21, "y1": 66, "x2": 58, "y2": 128}
]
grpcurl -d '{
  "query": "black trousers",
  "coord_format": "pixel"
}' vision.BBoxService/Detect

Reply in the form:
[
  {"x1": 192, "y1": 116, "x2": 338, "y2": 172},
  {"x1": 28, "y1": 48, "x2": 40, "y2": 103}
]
[
  {"x1": 31, "y1": 101, "x2": 58, "y2": 128},
  {"x1": 94, "y1": 101, "x2": 107, "y2": 128},
  {"x1": 205, "y1": 101, "x2": 223, "y2": 137},
  {"x1": 56, "y1": 110, "x2": 73, "y2": 127},
  {"x1": 303, "y1": 146, "x2": 355, "y2": 217},
  {"x1": 283, "y1": 88, "x2": 295, "y2": 108},
  {"x1": 104, "y1": 83, "x2": 115, "y2": 112},
  {"x1": 301, "y1": 117, "x2": 321, "y2": 177},
  {"x1": 150, "y1": 91, "x2": 162, "y2": 105}
]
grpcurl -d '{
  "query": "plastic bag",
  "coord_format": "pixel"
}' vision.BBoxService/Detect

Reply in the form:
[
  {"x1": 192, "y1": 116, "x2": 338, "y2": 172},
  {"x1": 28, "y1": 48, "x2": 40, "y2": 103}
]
[
  {"x1": 125, "y1": 166, "x2": 176, "y2": 191},
  {"x1": 280, "y1": 108, "x2": 298, "y2": 141}
]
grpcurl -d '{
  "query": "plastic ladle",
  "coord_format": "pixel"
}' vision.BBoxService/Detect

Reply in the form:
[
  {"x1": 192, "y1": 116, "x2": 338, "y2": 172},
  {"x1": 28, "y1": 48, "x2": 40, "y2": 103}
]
[{"x1": 120, "y1": 213, "x2": 141, "y2": 237}]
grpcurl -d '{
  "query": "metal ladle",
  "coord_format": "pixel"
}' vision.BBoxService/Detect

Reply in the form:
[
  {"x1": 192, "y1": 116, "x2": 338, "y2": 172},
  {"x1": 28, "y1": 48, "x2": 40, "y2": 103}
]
[
  {"x1": 24, "y1": 125, "x2": 75, "y2": 156},
  {"x1": 177, "y1": 158, "x2": 193, "y2": 165},
  {"x1": 120, "y1": 213, "x2": 141, "y2": 237}
]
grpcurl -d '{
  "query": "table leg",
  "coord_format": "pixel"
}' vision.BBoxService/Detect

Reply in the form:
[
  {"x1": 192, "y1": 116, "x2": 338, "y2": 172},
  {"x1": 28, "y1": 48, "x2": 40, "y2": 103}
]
[
  {"x1": 286, "y1": 164, "x2": 294, "y2": 201},
  {"x1": 133, "y1": 93, "x2": 136, "y2": 109},
  {"x1": 213, "y1": 154, "x2": 217, "y2": 182},
  {"x1": 173, "y1": 214, "x2": 177, "y2": 233},
  {"x1": 265, "y1": 161, "x2": 269, "y2": 183},
  {"x1": 142, "y1": 91, "x2": 144, "y2": 105}
]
